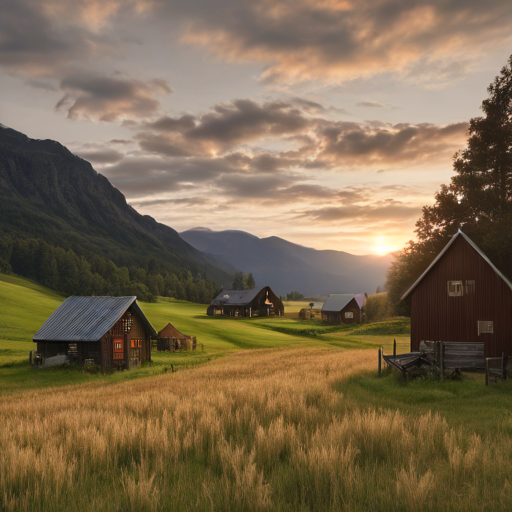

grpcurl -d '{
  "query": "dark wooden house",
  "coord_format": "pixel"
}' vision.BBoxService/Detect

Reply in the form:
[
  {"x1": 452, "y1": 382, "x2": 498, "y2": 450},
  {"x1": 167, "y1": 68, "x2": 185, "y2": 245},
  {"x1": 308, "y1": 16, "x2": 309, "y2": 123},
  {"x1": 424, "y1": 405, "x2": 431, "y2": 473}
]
[
  {"x1": 401, "y1": 230, "x2": 512, "y2": 357},
  {"x1": 207, "y1": 286, "x2": 284, "y2": 317},
  {"x1": 33, "y1": 296, "x2": 156, "y2": 371},
  {"x1": 321, "y1": 294, "x2": 365, "y2": 324},
  {"x1": 157, "y1": 323, "x2": 196, "y2": 351}
]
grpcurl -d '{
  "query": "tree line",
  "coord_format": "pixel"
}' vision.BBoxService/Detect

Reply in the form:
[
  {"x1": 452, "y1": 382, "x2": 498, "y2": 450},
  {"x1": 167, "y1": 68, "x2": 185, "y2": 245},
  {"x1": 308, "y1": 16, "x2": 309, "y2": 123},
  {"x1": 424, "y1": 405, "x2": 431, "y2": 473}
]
[
  {"x1": 386, "y1": 54, "x2": 512, "y2": 315},
  {"x1": 0, "y1": 234, "x2": 219, "y2": 303}
]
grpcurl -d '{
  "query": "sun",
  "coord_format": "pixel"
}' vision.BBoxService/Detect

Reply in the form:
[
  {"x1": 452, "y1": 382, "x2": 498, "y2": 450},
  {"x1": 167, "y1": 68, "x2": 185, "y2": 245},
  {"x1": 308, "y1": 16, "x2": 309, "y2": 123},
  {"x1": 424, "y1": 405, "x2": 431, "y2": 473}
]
[{"x1": 374, "y1": 236, "x2": 393, "y2": 256}]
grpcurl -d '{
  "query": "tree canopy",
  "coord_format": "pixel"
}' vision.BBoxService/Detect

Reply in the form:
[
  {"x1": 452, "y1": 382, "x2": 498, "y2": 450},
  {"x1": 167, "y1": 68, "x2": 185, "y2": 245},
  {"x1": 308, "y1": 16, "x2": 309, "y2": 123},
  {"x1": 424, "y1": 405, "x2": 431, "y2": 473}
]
[{"x1": 386, "y1": 55, "x2": 512, "y2": 314}]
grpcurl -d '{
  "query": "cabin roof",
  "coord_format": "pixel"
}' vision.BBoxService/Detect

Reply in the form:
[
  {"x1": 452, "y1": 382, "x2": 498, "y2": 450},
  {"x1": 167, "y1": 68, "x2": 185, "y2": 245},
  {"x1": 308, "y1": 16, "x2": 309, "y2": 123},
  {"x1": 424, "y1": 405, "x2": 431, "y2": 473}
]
[
  {"x1": 322, "y1": 293, "x2": 364, "y2": 312},
  {"x1": 157, "y1": 322, "x2": 191, "y2": 339},
  {"x1": 210, "y1": 286, "x2": 268, "y2": 306},
  {"x1": 33, "y1": 296, "x2": 156, "y2": 342},
  {"x1": 401, "y1": 230, "x2": 512, "y2": 301}
]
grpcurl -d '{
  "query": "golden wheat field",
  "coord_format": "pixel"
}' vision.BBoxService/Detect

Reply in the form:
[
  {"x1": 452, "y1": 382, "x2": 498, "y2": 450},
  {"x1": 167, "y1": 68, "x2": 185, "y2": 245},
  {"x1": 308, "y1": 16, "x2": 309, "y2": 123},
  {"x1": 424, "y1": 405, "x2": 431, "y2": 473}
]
[{"x1": 2, "y1": 348, "x2": 512, "y2": 512}]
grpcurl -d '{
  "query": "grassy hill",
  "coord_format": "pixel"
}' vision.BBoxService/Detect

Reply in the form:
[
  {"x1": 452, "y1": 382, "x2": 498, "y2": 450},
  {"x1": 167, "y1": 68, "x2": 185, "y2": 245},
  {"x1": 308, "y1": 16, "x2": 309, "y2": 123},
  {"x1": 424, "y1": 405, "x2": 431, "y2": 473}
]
[{"x1": 0, "y1": 273, "x2": 408, "y2": 394}]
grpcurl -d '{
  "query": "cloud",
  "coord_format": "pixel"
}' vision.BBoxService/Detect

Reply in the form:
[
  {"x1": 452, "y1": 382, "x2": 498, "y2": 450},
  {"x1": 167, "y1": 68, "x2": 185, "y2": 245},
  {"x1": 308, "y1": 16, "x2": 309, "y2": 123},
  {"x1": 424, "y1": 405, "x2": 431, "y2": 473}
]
[
  {"x1": 299, "y1": 200, "x2": 420, "y2": 223},
  {"x1": 55, "y1": 74, "x2": 172, "y2": 121},
  {"x1": 76, "y1": 148, "x2": 125, "y2": 164},
  {"x1": 176, "y1": 0, "x2": 512, "y2": 85},
  {"x1": 356, "y1": 101, "x2": 386, "y2": 108},
  {"x1": 137, "y1": 99, "x2": 312, "y2": 156},
  {"x1": 318, "y1": 121, "x2": 469, "y2": 166},
  {"x1": 0, "y1": 0, "x2": 125, "y2": 78}
]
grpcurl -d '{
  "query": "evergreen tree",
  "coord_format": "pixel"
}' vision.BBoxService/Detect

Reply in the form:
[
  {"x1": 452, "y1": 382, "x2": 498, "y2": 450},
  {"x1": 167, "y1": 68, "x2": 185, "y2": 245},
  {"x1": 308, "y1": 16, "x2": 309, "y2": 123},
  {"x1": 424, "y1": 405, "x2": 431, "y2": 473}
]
[
  {"x1": 232, "y1": 271, "x2": 245, "y2": 290},
  {"x1": 244, "y1": 273, "x2": 256, "y2": 289},
  {"x1": 387, "y1": 54, "x2": 512, "y2": 314}
]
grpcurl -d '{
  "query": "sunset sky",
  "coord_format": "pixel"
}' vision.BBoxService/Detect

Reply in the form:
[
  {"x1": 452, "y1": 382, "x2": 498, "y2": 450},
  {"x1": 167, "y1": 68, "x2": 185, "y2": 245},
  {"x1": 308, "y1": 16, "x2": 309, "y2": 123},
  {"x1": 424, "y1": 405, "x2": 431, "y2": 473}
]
[{"x1": 1, "y1": 0, "x2": 511, "y2": 255}]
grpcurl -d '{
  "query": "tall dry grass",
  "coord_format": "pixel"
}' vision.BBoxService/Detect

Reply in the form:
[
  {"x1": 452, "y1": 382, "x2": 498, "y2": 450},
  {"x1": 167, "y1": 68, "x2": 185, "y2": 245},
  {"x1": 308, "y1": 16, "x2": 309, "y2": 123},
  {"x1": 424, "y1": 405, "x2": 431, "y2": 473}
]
[{"x1": 1, "y1": 348, "x2": 512, "y2": 511}]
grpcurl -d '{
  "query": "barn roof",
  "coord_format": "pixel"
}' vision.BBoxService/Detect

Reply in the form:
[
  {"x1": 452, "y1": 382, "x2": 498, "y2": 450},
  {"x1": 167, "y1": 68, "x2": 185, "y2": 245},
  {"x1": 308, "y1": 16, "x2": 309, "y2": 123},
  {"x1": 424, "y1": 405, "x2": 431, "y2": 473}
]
[
  {"x1": 322, "y1": 293, "x2": 364, "y2": 312},
  {"x1": 158, "y1": 322, "x2": 191, "y2": 339},
  {"x1": 401, "y1": 230, "x2": 512, "y2": 301},
  {"x1": 210, "y1": 286, "x2": 267, "y2": 306},
  {"x1": 33, "y1": 296, "x2": 156, "y2": 342}
]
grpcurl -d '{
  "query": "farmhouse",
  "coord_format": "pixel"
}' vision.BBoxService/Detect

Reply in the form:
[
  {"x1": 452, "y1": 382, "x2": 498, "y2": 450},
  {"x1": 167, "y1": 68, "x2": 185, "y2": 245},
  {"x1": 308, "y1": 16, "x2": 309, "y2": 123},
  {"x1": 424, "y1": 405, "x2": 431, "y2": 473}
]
[
  {"x1": 207, "y1": 286, "x2": 284, "y2": 317},
  {"x1": 33, "y1": 296, "x2": 156, "y2": 370},
  {"x1": 401, "y1": 230, "x2": 512, "y2": 358},
  {"x1": 321, "y1": 294, "x2": 365, "y2": 324},
  {"x1": 157, "y1": 322, "x2": 196, "y2": 351}
]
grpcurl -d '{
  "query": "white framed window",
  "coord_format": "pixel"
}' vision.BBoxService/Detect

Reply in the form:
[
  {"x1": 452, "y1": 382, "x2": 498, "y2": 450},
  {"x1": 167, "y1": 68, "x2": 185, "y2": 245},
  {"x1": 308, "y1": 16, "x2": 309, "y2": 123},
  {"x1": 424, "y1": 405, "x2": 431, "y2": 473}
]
[
  {"x1": 345, "y1": 312, "x2": 354, "y2": 319},
  {"x1": 447, "y1": 281, "x2": 463, "y2": 296},
  {"x1": 478, "y1": 321, "x2": 493, "y2": 335},
  {"x1": 465, "y1": 280, "x2": 475, "y2": 294}
]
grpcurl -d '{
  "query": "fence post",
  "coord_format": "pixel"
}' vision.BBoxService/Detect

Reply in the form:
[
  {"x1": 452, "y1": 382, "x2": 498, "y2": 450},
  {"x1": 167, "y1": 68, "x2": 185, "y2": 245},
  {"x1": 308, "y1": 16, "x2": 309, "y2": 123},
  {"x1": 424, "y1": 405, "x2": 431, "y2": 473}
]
[
  {"x1": 393, "y1": 339, "x2": 396, "y2": 357},
  {"x1": 485, "y1": 358, "x2": 489, "y2": 386},
  {"x1": 378, "y1": 347, "x2": 382, "y2": 377},
  {"x1": 503, "y1": 353, "x2": 508, "y2": 381},
  {"x1": 440, "y1": 342, "x2": 445, "y2": 380}
]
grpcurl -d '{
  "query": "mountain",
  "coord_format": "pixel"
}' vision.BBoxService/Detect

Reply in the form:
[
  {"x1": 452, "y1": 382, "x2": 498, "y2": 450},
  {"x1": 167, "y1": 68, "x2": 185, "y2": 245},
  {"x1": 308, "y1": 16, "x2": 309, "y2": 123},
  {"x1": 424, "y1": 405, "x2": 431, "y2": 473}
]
[
  {"x1": 180, "y1": 228, "x2": 394, "y2": 297},
  {"x1": 0, "y1": 125, "x2": 233, "y2": 289}
]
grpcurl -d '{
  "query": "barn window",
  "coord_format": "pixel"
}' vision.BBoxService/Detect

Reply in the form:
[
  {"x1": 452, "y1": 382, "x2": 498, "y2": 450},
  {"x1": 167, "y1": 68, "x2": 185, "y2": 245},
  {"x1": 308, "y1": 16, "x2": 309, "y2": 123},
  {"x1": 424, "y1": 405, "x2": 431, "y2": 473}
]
[
  {"x1": 345, "y1": 312, "x2": 354, "y2": 319},
  {"x1": 465, "y1": 280, "x2": 475, "y2": 294},
  {"x1": 447, "y1": 281, "x2": 463, "y2": 296},
  {"x1": 478, "y1": 321, "x2": 493, "y2": 335},
  {"x1": 68, "y1": 343, "x2": 77, "y2": 353}
]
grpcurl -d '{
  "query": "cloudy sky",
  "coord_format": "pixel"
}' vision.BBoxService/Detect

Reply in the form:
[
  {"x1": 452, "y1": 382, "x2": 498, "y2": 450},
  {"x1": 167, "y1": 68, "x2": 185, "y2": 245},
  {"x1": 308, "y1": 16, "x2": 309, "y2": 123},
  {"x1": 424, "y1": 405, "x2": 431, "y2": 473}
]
[{"x1": 1, "y1": 0, "x2": 511, "y2": 255}]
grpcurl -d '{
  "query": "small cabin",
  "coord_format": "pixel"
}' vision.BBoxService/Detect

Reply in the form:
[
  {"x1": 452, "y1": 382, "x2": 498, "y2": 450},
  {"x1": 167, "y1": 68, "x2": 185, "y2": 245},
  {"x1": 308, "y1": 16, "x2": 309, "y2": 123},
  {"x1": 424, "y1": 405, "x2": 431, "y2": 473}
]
[
  {"x1": 207, "y1": 286, "x2": 284, "y2": 317},
  {"x1": 401, "y1": 230, "x2": 512, "y2": 358},
  {"x1": 157, "y1": 323, "x2": 196, "y2": 351},
  {"x1": 33, "y1": 296, "x2": 156, "y2": 370},
  {"x1": 321, "y1": 294, "x2": 364, "y2": 324}
]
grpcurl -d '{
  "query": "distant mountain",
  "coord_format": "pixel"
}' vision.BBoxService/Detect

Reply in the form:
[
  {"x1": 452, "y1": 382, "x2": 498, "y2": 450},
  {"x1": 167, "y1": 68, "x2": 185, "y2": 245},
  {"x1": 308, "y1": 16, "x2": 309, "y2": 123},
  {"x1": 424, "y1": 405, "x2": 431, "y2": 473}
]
[
  {"x1": 180, "y1": 228, "x2": 394, "y2": 296},
  {"x1": 0, "y1": 125, "x2": 233, "y2": 288}
]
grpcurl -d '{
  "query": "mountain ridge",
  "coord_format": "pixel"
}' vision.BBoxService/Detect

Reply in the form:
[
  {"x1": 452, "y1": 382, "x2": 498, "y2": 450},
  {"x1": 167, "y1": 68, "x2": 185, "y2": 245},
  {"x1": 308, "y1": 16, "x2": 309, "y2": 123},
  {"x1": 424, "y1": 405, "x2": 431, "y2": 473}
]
[{"x1": 180, "y1": 228, "x2": 393, "y2": 296}]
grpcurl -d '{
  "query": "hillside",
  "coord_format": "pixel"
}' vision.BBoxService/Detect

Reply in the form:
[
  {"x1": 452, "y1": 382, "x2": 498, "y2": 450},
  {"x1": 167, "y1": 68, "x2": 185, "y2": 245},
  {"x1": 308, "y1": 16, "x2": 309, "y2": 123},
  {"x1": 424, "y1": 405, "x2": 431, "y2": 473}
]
[
  {"x1": 180, "y1": 228, "x2": 393, "y2": 296},
  {"x1": 0, "y1": 125, "x2": 232, "y2": 289}
]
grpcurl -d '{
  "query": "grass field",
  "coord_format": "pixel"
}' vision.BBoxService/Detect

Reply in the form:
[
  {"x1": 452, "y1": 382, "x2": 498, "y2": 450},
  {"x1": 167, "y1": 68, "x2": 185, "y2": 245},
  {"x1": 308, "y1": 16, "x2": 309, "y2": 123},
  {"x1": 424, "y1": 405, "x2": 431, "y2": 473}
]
[
  {"x1": 4, "y1": 273, "x2": 511, "y2": 511},
  {"x1": 0, "y1": 274, "x2": 400, "y2": 394}
]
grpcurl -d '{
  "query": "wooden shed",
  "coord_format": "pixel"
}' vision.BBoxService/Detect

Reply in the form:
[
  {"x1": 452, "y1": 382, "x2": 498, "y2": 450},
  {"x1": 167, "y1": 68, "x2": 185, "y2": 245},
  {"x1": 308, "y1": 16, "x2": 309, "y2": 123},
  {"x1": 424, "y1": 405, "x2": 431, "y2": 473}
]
[
  {"x1": 401, "y1": 230, "x2": 512, "y2": 358},
  {"x1": 33, "y1": 296, "x2": 156, "y2": 371},
  {"x1": 207, "y1": 286, "x2": 284, "y2": 317},
  {"x1": 157, "y1": 323, "x2": 196, "y2": 351},
  {"x1": 321, "y1": 294, "x2": 365, "y2": 324}
]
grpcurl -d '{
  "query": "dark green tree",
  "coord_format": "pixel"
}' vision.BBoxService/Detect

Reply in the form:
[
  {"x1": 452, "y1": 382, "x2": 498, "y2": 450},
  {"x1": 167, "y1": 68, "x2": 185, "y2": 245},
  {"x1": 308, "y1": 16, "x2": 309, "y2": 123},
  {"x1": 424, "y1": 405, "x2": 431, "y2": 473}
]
[
  {"x1": 244, "y1": 273, "x2": 256, "y2": 289},
  {"x1": 387, "y1": 54, "x2": 512, "y2": 314},
  {"x1": 232, "y1": 271, "x2": 245, "y2": 290}
]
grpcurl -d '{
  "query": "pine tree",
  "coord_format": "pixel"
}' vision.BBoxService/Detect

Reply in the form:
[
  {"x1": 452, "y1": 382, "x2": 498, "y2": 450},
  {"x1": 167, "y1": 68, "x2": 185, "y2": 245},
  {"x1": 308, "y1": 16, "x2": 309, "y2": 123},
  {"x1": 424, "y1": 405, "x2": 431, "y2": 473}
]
[
  {"x1": 244, "y1": 273, "x2": 256, "y2": 289},
  {"x1": 387, "y1": 54, "x2": 512, "y2": 313}
]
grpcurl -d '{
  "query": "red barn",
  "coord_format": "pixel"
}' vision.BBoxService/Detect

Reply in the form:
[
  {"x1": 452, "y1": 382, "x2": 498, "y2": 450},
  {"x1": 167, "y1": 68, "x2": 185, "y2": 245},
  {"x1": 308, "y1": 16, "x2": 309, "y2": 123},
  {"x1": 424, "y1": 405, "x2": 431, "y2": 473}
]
[{"x1": 401, "y1": 230, "x2": 512, "y2": 357}]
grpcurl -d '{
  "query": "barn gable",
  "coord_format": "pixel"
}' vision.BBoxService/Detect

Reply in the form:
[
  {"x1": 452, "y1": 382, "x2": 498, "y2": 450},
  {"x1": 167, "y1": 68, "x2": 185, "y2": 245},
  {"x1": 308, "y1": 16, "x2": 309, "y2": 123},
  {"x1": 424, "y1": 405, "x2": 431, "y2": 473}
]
[{"x1": 402, "y1": 230, "x2": 512, "y2": 356}]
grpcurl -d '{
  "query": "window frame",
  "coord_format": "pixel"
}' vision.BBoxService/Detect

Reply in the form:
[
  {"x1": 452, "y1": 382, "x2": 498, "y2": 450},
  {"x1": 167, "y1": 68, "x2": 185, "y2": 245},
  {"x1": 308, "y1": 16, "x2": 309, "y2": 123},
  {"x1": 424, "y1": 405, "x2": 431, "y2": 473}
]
[{"x1": 447, "y1": 280, "x2": 463, "y2": 297}]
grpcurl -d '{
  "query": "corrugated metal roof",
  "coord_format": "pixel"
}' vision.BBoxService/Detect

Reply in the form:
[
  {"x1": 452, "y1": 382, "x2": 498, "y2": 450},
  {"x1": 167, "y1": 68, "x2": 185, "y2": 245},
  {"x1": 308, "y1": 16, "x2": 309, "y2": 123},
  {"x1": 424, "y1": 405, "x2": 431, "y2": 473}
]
[
  {"x1": 322, "y1": 294, "x2": 361, "y2": 312},
  {"x1": 33, "y1": 296, "x2": 156, "y2": 342},
  {"x1": 210, "y1": 287, "x2": 266, "y2": 306},
  {"x1": 401, "y1": 230, "x2": 512, "y2": 301}
]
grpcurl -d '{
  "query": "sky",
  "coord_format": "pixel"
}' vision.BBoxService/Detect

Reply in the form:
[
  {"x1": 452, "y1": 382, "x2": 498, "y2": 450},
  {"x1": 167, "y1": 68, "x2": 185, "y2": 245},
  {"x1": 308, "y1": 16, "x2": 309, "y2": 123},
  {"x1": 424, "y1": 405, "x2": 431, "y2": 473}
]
[{"x1": 1, "y1": 0, "x2": 511, "y2": 255}]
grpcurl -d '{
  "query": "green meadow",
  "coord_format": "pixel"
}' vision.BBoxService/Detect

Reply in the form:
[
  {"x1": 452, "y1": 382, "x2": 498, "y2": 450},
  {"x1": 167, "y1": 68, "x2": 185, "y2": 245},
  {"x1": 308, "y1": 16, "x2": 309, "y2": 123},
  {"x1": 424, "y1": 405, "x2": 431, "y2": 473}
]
[
  {"x1": 0, "y1": 273, "x2": 404, "y2": 394},
  {"x1": 3, "y1": 273, "x2": 512, "y2": 512}
]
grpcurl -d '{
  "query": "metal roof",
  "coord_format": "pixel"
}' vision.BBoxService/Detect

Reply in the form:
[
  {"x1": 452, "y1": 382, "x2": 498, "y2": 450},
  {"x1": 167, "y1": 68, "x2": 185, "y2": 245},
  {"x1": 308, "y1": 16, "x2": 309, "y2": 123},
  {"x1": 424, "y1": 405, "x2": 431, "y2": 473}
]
[
  {"x1": 322, "y1": 294, "x2": 363, "y2": 312},
  {"x1": 401, "y1": 230, "x2": 512, "y2": 301},
  {"x1": 33, "y1": 296, "x2": 156, "y2": 342},
  {"x1": 210, "y1": 286, "x2": 266, "y2": 306}
]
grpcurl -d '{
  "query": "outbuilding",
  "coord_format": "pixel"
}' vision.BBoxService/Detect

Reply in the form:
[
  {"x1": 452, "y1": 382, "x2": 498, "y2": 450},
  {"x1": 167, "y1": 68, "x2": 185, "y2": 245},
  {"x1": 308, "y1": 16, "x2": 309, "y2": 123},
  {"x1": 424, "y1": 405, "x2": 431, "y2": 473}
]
[
  {"x1": 33, "y1": 296, "x2": 156, "y2": 370},
  {"x1": 401, "y1": 230, "x2": 512, "y2": 357},
  {"x1": 321, "y1": 294, "x2": 365, "y2": 324},
  {"x1": 207, "y1": 286, "x2": 284, "y2": 317}
]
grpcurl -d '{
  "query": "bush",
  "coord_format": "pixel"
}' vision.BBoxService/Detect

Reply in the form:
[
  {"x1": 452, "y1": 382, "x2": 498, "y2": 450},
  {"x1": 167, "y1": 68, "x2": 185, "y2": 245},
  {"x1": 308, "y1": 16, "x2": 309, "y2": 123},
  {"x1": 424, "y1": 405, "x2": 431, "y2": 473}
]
[{"x1": 362, "y1": 293, "x2": 392, "y2": 323}]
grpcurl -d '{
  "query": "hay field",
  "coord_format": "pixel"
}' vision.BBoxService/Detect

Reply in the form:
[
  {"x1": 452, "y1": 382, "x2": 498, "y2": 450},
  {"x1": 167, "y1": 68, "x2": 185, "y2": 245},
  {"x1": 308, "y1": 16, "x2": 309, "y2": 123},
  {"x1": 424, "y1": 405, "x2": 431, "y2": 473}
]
[{"x1": 2, "y1": 348, "x2": 512, "y2": 512}]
